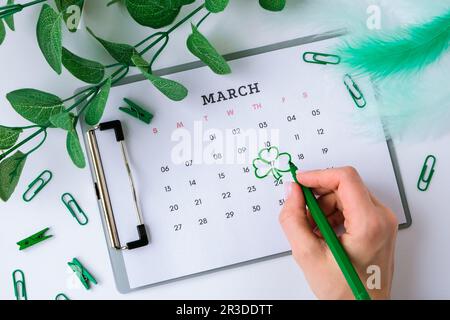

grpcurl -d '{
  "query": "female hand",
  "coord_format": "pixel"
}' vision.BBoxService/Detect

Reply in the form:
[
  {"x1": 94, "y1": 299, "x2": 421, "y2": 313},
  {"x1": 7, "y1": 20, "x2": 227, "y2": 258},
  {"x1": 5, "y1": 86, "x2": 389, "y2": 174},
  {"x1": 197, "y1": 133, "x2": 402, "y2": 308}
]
[{"x1": 279, "y1": 167, "x2": 398, "y2": 299}]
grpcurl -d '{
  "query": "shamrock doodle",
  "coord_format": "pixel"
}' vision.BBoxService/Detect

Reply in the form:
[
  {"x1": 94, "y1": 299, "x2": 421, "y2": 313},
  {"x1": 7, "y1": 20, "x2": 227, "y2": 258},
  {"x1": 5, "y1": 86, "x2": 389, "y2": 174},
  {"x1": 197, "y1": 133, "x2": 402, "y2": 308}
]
[{"x1": 252, "y1": 146, "x2": 292, "y2": 181}]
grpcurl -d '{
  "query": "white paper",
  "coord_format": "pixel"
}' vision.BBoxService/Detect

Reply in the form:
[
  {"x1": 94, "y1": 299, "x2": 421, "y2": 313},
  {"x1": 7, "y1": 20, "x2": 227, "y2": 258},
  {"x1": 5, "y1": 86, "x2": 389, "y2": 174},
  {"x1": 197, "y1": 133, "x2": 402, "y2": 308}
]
[{"x1": 92, "y1": 38, "x2": 407, "y2": 289}]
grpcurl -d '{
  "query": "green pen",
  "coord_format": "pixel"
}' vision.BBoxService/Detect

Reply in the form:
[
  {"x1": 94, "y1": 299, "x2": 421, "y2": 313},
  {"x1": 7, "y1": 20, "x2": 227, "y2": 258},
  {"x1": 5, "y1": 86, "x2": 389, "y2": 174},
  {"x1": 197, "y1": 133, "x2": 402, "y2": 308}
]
[{"x1": 288, "y1": 161, "x2": 371, "y2": 300}]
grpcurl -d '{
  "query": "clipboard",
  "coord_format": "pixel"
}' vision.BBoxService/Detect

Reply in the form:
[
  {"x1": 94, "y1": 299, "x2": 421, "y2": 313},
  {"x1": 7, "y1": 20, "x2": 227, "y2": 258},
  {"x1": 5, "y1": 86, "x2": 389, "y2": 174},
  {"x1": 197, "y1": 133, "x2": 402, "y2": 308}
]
[{"x1": 80, "y1": 30, "x2": 412, "y2": 293}]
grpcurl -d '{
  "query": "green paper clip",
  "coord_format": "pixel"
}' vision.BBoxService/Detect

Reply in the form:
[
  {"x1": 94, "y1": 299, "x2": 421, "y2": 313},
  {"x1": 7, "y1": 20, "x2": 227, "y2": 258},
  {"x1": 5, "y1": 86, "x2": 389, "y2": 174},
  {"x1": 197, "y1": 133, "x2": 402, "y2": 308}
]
[
  {"x1": 303, "y1": 51, "x2": 341, "y2": 65},
  {"x1": 417, "y1": 155, "x2": 436, "y2": 191},
  {"x1": 22, "y1": 170, "x2": 53, "y2": 202},
  {"x1": 119, "y1": 98, "x2": 154, "y2": 124},
  {"x1": 55, "y1": 293, "x2": 70, "y2": 300},
  {"x1": 68, "y1": 258, "x2": 97, "y2": 290},
  {"x1": 12, "y1": 269, "x2": 27, "y2": 300},
  {"x1": 61, "y1": 193, "x2": 89, "y2": 226},
  {"x1": 17, "y1": 227, "x2": 53, "y2": 250},
  {"x1": 343, "y1": 74, "x2": 367, "y2": 109}
]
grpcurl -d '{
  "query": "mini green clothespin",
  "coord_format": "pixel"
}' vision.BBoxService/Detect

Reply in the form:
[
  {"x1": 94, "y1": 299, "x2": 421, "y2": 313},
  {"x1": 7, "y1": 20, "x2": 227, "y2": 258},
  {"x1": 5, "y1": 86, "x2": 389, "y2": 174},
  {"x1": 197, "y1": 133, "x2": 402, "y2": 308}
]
[
  {"x1": 12, "y1": 269, "x2": 27, "y2": 300},
  {"x1": 22, "y1": 170, "x2": 53, "y2": 202},
  {"x1": 303, "y1": 51, "x2": 341, "y2": 65},
  {"x1": 343, "y1": 74, "x2": 367, "y2": 109},
  {"x1": 61, "y1": 193, "x2": 89, "y2": 226},
  {"x1": 55, "y1": 293, "x2": 70, "y2": 300},
  {"x1": 68, "y1": 258, "x2": 97, "y2": 290},
  {"x1": 17, "y1": 227, "x2": 53, "y2": 250},
  {"x1": 417, "y1": 155, "x2": 437, "y2": 191},
  {"x1": 119, "y1": 98, "x2": 154, "y2": 124}
]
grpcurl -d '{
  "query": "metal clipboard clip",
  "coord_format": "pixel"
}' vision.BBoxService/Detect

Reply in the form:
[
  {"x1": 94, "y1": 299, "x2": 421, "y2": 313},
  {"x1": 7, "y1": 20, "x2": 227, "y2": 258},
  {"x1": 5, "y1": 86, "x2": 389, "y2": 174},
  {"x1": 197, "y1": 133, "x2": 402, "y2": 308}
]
[{"x1": 86, "y1": 120, "x2": 149, "y2": 250}]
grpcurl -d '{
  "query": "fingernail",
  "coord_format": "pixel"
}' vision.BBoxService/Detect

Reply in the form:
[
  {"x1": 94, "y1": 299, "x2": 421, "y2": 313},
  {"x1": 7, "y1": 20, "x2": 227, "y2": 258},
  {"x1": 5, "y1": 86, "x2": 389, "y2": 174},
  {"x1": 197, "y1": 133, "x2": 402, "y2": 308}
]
[{"x1": 284, "y1": 182, "x2": 293, "y2": 199}]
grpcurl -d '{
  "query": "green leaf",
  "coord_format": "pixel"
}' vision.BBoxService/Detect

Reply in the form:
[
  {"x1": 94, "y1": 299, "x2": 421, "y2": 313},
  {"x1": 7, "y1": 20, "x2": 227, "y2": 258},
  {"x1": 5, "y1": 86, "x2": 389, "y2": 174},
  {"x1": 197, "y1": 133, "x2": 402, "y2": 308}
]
[
  {"x1": 66, "y1": 130, "x2": 86, "y2": 168},
  {"x1": 205, "y1": 0, "x2": 229, "y2": 13},
  {"x1": 0, "y1": 126, "x2": 22, "y2": 150},
  {"x1": 87, "y1": 27, "x2": 137, "y2": 66},
  {"x1": 85, "y1": 78, "x2": 112, "y2": 125},
  {"x1": 0, "y1": 19, "x2": 5, "y2": 46},
  {"x1": 132, "y1": 54, "x2": 188, "y2": 101},
  {"x1": 0, "y1": 151, "x2": 27, "y2": 202},
  {"x1": 186, "y1": 24, "x2": 231, "y2": 75},
  {"x1": 36, "y1": 4, "x2": 63, "y2": 74},
  {"x1": 62, "y1": 47, "x2": 105, "y2": 84},
  {"x1": 6, "y1": 89, "x2": 64, "y2": 126},
  {"x1": 55, "y1": 0, "x2": 84, "y2": 32},
  {"x1": 5, "y1": 0, "x2": 15, "y2": 31},
  {"x1": 259, "y1": 0, "x2": 286, "y2": 11},
  {"x1": 49, "y1": 111, "x2": 75, "y2": 131},
  {"x1": 125, "y1": 0, "x2": 182, "y2": 29}
]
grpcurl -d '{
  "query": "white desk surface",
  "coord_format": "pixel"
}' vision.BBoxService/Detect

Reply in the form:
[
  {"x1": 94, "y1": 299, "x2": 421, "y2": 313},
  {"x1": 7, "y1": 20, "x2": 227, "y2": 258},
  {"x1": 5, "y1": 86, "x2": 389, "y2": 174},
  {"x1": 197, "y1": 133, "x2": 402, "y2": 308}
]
[{"x1": 1, "y1": 0, "x2": 449, "y2": 300}]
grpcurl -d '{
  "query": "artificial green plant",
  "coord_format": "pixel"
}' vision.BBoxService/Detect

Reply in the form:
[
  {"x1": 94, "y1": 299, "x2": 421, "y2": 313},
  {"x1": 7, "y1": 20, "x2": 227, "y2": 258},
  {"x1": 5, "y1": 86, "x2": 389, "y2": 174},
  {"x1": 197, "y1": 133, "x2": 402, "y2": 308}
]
[{"x1": 0, "y1": 0, "x2": 288, "y2": 201}]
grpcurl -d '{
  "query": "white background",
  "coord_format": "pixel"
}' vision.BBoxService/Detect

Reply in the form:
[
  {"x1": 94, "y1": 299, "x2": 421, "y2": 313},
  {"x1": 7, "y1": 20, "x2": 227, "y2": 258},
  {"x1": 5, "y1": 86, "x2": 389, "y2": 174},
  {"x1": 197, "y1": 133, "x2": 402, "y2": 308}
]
[{"x1": 1, "y1": 0, "x2": 449, "y2": 300}]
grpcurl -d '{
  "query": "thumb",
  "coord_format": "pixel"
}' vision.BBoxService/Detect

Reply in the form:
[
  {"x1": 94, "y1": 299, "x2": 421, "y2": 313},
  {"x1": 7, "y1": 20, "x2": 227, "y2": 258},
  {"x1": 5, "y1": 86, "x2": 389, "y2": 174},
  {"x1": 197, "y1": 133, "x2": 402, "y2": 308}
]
[{"x1": 279, "y1": 182, "x2": 324, "y2": 265}]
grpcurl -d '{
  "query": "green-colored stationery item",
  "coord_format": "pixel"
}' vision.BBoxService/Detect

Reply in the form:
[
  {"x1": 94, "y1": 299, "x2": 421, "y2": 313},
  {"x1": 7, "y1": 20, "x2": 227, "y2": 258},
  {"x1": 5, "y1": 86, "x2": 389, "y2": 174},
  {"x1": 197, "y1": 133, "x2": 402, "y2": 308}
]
[
  {"x1": 12, "y1": 269, "x2": 27, "y2": 300},
  {"x1": 55, "y1": 293, "x2": 70, "y2": 300},
  {"x1": 16, "y1": 227, "x2": 53, "y2": 250},
  {"x1": 417, "y1": 155, "x2": 436, "y2": 191},
  {"x1": 303, "y1": 51, "x2": 341, "y2": 65},
  {"x1": 61, "y1": 193, "x2": 89, "y2": 226},
  {"x1": 288, "y1": 161, "x2": 371, "y2": 300},
  {"x1": 22, "y1": 170, "x2": 53, "y2": 202},
  {"x1": 68, "y1": 258, "x2": 97, "y2": 290},
  {"x1": 343, "y1": 74, "x2": 367, "y2": 109},
  {"x1": 119, "y1": 98, "x2": 154, "y2": 124}
]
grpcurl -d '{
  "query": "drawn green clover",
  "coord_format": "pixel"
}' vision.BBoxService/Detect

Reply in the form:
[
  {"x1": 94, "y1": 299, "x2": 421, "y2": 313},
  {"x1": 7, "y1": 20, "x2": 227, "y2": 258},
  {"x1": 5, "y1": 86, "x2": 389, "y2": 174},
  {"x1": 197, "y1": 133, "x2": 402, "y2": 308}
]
[{"x1": 252, "y1": 146, "x2": 292, "y2": 181}]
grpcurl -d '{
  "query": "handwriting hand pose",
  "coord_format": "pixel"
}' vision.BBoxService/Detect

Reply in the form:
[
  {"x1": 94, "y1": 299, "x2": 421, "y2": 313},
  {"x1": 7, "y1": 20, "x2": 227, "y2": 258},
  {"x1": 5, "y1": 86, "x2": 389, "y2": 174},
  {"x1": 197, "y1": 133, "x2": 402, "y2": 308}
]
[{"x1": 280, "y1": 167, "x2": 398, "y2": 299}]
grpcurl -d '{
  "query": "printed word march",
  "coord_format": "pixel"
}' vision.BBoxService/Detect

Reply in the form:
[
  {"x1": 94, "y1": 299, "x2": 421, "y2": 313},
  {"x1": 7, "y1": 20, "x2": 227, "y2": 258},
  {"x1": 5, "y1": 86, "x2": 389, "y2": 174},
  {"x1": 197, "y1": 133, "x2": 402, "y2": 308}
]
[{"x1": 201, "y1": 82, "x2": 261, "y2": 106}]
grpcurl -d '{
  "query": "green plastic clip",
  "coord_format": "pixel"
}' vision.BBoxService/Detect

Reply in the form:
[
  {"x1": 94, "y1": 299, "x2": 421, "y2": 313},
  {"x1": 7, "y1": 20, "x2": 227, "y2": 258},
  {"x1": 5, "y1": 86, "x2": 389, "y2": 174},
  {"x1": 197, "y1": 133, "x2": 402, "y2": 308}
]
[
  {"x1": 343, "y1": 74, "x2": 367, "y2": 109},
  {"x1": 55, "y1": 293, "x2": 70, "y2": 300},
  {"x1": 61, "y1": 193, "x2": 89, "y2": 226},
  {"x1": 303, "y1": 51, "x2": 341, "y2": 65},
  {"x1": 22, "y1": 170, "x2": 52, "y2": 202},
  {"x1": 12, "y1": 269, "x2": 27, "y2": 300},
  {"x1": 119, "y1": 98, "x2": 154, "y2": 124},
  {"x1": 68, "y1": 258, "x2": 97, "y2": 290},
  {"x1": 417, "y1": 155, "x2": 436, "y2": 191},
  {"x1": 17, "y1": 227, "x2": 53, "y2": 250}
]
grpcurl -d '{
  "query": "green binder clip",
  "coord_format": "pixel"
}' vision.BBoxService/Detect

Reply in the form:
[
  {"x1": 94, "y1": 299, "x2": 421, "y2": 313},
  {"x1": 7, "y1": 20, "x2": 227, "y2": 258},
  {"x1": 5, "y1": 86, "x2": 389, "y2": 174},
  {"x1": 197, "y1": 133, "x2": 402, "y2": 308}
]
[
  {"x1": 303, "y1": 51, "x2": 341, "y2": 65},
  {"x1": 343, "y1": 74, "x2": 367, "y2": 109},
  {"x1": 68, "y1": 258, "x2": 97, "y2": 290},
  {"x1": 12, "y1": 269, "x2": 27, "y2": 300},
  {"x1": 22, "y1": 170, "x2": 53, "y2": 202},
  {"x1": 417, "y1": 155, "x2": 436, "y2": 191},
  {"x1": 55, "y1": 293, "x2": 70, "y2": 300},
  {"x1": 17, "y1": 227, "x2": 53, "y2": 250},
  {"x1": 61, "y1": 193, "x2": 89, "y2": 226},
  {"x1": 119, "y1": 98, "x2": 154, "y2": 124}
]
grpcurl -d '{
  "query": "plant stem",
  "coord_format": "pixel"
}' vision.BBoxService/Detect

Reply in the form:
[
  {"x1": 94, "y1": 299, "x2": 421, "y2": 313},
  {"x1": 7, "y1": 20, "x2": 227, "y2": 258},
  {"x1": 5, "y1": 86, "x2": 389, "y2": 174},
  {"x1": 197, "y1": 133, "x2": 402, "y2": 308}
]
[
  {"x1": 1, "y1": 3, "x2": 206, "y2": 163},
  {"x1": 149, "y1": 34, "x2": 169, "y2": 71},
  {"x1": 0, "y1": 127, "x2": 45, "y2": 161},
  {"x1": 105, "y1": 62, "x2": 123, "y2": 69},
  {"x1": 24, "y1": 129, "x2": 47, "y2": 157},
  {"x1": 196, "y1": 11, "x2": 211, "y2": 28},
  {"x1": 62, "y1": 86, "x2": 94, "y2": 103},
  {"x1": 0, "y1": 0, "x2": 47, "y2": 20},
  {"x1": 21, "y1": 0, "x2": 47, "y2": 8},
  {"x1": 138, "y1": 3, "x2": 205, "y2": 56}
]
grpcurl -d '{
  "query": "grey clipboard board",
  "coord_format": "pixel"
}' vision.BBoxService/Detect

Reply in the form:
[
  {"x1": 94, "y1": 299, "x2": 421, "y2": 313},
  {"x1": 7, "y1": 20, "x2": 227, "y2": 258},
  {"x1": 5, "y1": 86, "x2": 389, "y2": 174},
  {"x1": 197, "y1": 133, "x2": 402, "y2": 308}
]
[{"x1": 79, "y1": 30, "x2": 412, "y2": 293}]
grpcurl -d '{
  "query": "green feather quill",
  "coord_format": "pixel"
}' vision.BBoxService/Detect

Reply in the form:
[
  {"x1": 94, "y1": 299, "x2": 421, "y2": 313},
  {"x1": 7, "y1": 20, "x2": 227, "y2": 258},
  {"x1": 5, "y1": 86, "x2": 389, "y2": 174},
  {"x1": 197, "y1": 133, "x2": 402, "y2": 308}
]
[{"x1": 338, "y1": 9, "x2": 450, "y2": 79}]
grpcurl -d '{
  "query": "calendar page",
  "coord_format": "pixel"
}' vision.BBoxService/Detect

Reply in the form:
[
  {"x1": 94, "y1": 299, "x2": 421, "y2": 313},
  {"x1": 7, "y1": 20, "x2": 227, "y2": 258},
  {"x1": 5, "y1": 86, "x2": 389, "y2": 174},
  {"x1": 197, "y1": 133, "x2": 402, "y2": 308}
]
[{"x1": 86, "y1": 37, "x2": 408, "y2": 290}]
